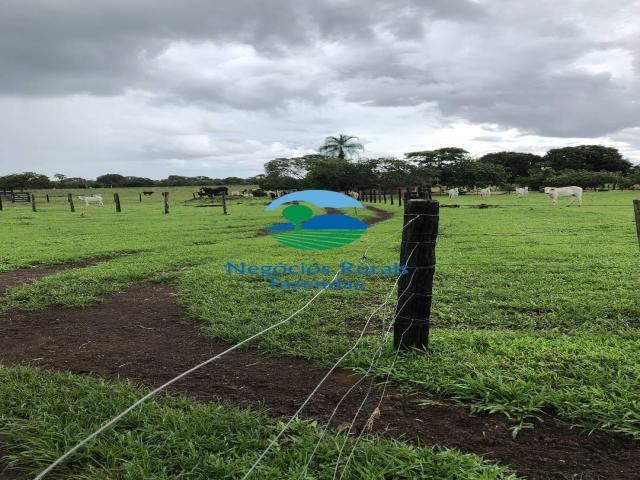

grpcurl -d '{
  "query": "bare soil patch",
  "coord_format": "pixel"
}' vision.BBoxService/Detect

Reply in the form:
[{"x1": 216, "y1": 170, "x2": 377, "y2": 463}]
[
  {"x1": 0, "y1": 256, "x2": 115, "y2": 295},
  {"x1": 0, "y1": 283, "x2": 638, "y2": 479},
  {"x1": 326, "y1": 205, "x2": 393, "y2": 226}
]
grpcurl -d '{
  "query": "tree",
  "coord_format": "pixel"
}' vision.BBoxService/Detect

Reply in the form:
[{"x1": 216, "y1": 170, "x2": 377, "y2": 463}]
[
  {"x1": 544, "y1": 145, "x2": 631, "y2": 173},
  {"x1": 319, "y1": 134, "x2": 364, "y2": 159},
  {"x1": 405, "y1": 147, "x2": 470, "y2": 169},
  {"x1": 96, "y1": 173, "x2": 126, "y2": 187},
  {"x1": 0, "y1": 172, "x2": 51, "y2": 189},
  {"x1": 479, "y1": 152, "x2": 543, "y2": 181},
  {"x1": 303, "y1": 156, "x2": 358, "y2": 191},
  {"x1": 441, "y1": 159, "x2": 507, "y2": 188}
]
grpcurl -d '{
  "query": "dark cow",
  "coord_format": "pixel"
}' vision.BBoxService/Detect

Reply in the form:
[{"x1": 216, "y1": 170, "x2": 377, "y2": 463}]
[
  {"x1": 142, "y1": 191, "x2": 154, "y2": 196},
  {"x1": 197, "y1": 186, "x2": 229, "y2": 198}
]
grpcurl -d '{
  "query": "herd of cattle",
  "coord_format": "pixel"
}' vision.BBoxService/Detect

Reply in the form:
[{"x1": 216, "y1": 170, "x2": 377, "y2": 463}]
[
  {"x1": 73, "y1": 185, "x2": 584, "y2": 207},
  {"x1": 446, "y1": 185, "x2": 583, "y2": 205}
]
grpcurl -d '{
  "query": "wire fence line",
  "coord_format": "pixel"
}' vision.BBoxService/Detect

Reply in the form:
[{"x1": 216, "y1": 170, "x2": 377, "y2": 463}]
[
  {"x1": 241, "y1": 242, "x2": 424, "y2": 479},
  {"x1": 298, "y1": 289, "x2": 419, "y2": 480},
  {"x1": 335, "y1": 318, "x2": 419, "y2": 480},
  {"x1": 33, "y1": 269, "x2": 344, "y2": 480},
  {"x1": 32, "y1": 210, "x2": 432, "y2": 479}
]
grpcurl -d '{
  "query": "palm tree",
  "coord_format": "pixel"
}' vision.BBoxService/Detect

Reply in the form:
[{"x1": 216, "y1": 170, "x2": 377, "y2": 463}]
[{"x1": 319, "y1": 134, "x2": 364, "y2": 159}]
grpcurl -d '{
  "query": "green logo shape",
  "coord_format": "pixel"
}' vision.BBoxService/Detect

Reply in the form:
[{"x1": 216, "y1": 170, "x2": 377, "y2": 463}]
[{"x1": 265, "y1": 190, "x2": 368, "y2": 250}]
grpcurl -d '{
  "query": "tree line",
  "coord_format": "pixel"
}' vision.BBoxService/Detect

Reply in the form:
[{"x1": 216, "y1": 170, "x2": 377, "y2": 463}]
[
  {"x1": 0, "y1": 173, "x2": 259, "y2": 190},
  {"x1": 258, "y1": 143, "x2": 640, "y2": 191},
  {"x1": 1, "y1": 141, "x2": 639, "y2": 192}
]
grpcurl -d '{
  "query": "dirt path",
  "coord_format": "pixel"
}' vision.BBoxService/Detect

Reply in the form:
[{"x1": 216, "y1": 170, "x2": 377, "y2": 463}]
[
  {"x1": 325, "y1": 205, "x2": 393, "y2": 226},
  {"x1": 0, "y1": 256, "x2": 115, "y2": 295},
  {"x1": 0, "y1": 283, "x2": 638, "y2": 479}
]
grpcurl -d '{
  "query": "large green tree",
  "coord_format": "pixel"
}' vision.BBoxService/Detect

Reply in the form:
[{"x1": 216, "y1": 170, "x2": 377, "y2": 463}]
[
  {"x1": 479, "y1": 152, "x2": 543, "y2": 181},
  {"x1": 544, "y1": 145, "x2": 631, "y2": 173},
  {"x1": 319, "y1": 134, "x2": 364, "y2": 159},
  {"x1": 0, "y1": 172, "x2": 51, "y2": 189},
  {"x1": 405, "y1": 147, "x2": 470, "y2": 169}
]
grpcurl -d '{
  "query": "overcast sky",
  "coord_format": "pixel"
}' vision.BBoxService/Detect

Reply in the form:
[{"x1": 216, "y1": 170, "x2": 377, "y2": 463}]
[{"x1": 1, "y1": 0, "x2": 639, "y2": 179}]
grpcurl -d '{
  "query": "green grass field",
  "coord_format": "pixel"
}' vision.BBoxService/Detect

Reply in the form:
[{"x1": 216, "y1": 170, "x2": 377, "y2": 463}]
[{"x1": 0, "y1": 187, "x2": 638, "y2": 478}]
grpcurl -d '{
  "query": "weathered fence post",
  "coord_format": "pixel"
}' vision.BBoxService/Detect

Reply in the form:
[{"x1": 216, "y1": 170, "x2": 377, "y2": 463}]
[
  {"x1": 67, "y1": 193, "x2": 75, "y2": 212},
  {"x1": 398, "y1": 188, "x2": 402, "y2": 207},
  {"x1": 634, "y1": 199, "x2": 640, "y2": 249},
  {"x1": 222, "y1": 191, "x2": 228, "y2": 215},
  {"x1": 46, "y1": 194, "x2": 50, "y2": 203},
  {"x1": 394, "y1": 195, "x2": 439, "y2": 351},
  {"x1": 114, "y1": 193, "x2": 121, "y2": 212},
  {"x1": 31, "y1": 194, "x2": 37, "y2": 212},
  {"x1": 162, "y1": 192, "x2": 169, "y2": 214},
  {"x1": 139, "y1": 193, "x2": 142, "y2": 203},
  {"x1": 0, "y1": 194, "x2": 3, "y2": 211}
]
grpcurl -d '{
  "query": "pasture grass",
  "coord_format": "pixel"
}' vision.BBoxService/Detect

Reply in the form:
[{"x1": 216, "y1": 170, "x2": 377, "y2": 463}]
[
  {"x1": 0, "y1": 187, "x2": 639, "y2": 460},
  {"x1": 0, "y1": 367, "x2": 518, "y2": 479}
]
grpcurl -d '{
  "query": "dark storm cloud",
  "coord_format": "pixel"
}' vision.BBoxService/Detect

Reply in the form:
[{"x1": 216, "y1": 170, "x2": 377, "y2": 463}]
[{"x1": 0, "y1": 0, "x2": 638, "y2": 139}]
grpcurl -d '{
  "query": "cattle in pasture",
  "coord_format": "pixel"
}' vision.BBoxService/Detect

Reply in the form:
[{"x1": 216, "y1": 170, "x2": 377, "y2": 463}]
[
  {"x1": 197, "y1": 186, "x2": 228, "y2": 198},
  {"x1": 515, "y1": 187, "x2": 529, "y2": 198},
  {"x1": 265, "y1": 190, "x2": 277, "y2": 199},
  {"x1": 78, "y1": 194, "x2": 104, "y2": 207},
  {"x1": 544, "y1": 186, "x2": 583, "y2": 206},
  {"x1": 142, "y1": 191, "x2": 154, "y2": 196},
  {"x1": 230, "y1": 191, "x2": 241, "y2": 196},
  {"x1": 241, "y1": 189, "x2": 254, "y2": 197},
  {"x1": 448, "y1": 187, "x2": 459, "y2": 200},
  {"x1": 347, "y1": 191, "x2": 360, "y2": 200},
  {"x1": 480, "y1": 187, "x2": 491, "y2": 199}
]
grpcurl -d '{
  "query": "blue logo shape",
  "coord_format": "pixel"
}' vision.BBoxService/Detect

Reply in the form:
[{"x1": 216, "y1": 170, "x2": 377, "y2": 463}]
[{"x1": 265, "y1": 190, "x2": 367, "y2": 250}]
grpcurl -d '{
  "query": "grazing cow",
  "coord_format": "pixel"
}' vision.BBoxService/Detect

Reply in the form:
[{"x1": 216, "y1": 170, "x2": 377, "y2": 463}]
[
  {"x1": 447, "y1": 187, "x2": 459, "y2": 200},
  {"x1": 197, "y1": 186, "x2": 228, "y2": 198},
  {"x1": 142, "y1": 191, "x2": 154, "y2": 196},
  {"x1": 265, "y1": 190, "x2": 277, "y2": 199},
  {"x1": 230, "y1": 191, "x2": 241, "y2": 196},
  {"x1": 78, "y1": 194, "x2": 104, "y2": 207},
  {"x1": 480, "y1": 187, "x2": 491, "y2": 199},
  {"x1": 544, "y1": 186, "x2": 583, "y2": 206},
  {"x1": 515, "y1": 187, "x2": 529, "y2": 198},
  {"x1": 347, "y1": 191, "x2": 360, "y2": 200}
]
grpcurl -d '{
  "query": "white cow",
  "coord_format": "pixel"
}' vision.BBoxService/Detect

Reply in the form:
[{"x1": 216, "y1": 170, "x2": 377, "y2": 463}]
[
  {"x1": 78, "y1": 194, "x2": 104, "y2": 207},
  {"x1": 347, "y1": 191, "x2": 360, "y2": 200},
  {"x1": 544, "y1": 186, "x2": 583, "y2": 206},
  {"x1": 447, "y1": 187, "x2": 459, "y2": 199},
  {"x1": 479, "y1": 187, "x2": 491, "y2": 199},
  {"x1": 515, "y1": 187, "x2": 529, "y2": 198}
]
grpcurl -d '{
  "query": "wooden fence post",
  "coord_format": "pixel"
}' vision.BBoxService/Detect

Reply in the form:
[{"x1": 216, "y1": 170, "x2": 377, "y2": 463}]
[
  {"x1": 31, "y1": 194, "x2": 37, "y2": 212},
  {"x1": 163, "y1": 192, "x2": 169, "y2": 214},
  {"x1": 46, "y1": 194, "x2": 50, "y2": 203},
  {"x1": 139, "y1": 193, "x2": 142, "y2": 203},
  {"x1": 394, "y1": 196, "x2": 439, "y2": 351},
  {"x1": 114, "y1": 193, "x2": 121, "y2": 212},
  {"x1": 67, "y1": 193, "x2": 75, "y2": 212},
  {"x1": 222, "y1": 191, "x2": 228, "y2": 215},
  {"x1": 634, "y1": 199, "x2": 640, "y2": 249},
  {"x1": 398, "y1": 188, "x2": 402, "y2": 207},
  {"x1": 0, "y1": 194, "x2": 3, "y2": 211}
]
